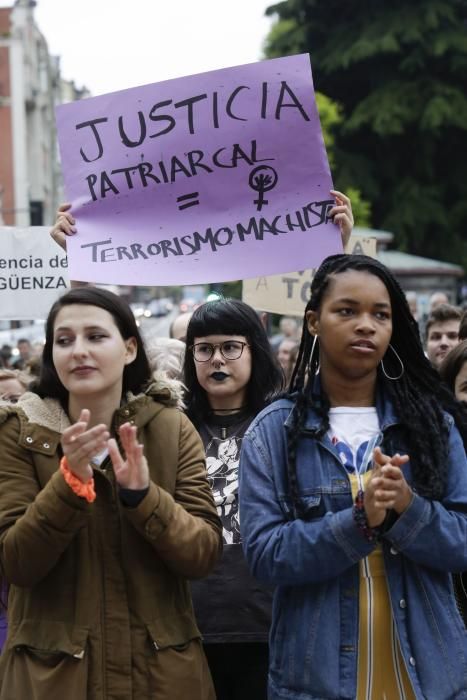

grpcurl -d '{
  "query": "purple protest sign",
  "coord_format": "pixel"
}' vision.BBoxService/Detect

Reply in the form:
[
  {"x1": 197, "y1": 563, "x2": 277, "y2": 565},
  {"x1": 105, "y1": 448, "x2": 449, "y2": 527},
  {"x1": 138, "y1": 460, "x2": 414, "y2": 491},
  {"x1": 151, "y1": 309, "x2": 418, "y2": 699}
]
[{"x1": 56, "y1": 54, "x2": 341, "y2": 285}]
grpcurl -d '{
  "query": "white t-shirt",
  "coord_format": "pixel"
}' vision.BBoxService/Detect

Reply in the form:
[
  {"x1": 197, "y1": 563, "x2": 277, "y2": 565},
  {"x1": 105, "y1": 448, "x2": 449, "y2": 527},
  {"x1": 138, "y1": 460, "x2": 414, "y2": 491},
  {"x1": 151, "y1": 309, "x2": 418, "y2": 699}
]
[
  {"x1": 327, "y1": 407, "x2": 380, "y2": 475},
  {"x1": 90, "y1": 448, "x2": 109, "y2": 468}
]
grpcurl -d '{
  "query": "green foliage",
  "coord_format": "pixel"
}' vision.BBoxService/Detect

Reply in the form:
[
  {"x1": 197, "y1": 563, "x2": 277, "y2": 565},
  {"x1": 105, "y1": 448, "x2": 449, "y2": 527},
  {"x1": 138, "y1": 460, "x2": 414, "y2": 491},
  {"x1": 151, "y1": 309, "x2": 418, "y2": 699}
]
[
  {"x1": 314, "y1": 92, "x2": 371, "y2": 226},
  {"x1": 263, "y1": 17, "x2": 304, "y2": 58},
  {"x1": 264, "y1": 0, "x2": 467, "y2": 272},
  {"x1": 344, "y1": 188, "x2": 371, "y2": 229},
  {"x1": 315, "y1": 92, "x2": 341, "y2": 166},
  {"x1": 343, "y1": 80, "x2": 467, "y2": 135}
]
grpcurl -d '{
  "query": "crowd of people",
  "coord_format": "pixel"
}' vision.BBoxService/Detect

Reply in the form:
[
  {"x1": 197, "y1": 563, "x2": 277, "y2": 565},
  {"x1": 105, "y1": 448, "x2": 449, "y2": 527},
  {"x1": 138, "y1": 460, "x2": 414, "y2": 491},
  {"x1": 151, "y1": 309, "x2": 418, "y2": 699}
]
[{"x1": 0, "y1": 193, "x2": 466, "y2": 699}]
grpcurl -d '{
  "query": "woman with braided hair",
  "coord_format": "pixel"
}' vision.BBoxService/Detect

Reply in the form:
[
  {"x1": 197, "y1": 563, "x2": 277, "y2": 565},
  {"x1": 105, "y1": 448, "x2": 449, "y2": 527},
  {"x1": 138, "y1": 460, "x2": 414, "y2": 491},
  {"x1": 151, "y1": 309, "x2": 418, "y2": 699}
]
[{"x1": 239, "y1": 254, "x2": 467, "y2": 700}]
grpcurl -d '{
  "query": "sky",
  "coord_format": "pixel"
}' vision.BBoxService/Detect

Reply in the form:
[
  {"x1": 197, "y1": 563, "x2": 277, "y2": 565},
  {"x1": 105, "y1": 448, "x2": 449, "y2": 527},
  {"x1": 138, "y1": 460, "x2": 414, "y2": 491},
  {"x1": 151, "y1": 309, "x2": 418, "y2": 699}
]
[{"x1": 5, "y1": 0, "x2": 275, "y2": 96}]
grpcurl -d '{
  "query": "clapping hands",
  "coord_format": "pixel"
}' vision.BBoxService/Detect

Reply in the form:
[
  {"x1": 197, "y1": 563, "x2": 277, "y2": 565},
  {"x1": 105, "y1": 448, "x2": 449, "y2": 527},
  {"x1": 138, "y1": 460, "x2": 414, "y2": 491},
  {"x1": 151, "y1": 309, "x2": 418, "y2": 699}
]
[
  {"x1": 61, "y1": 411, "x2": 149, "y2": 490},
  {"x1": 108, "y1": 423, "x2": 149, "y2": 490},
  {"x1": 364, "y1": 447, "x2": 412, "y2": 528}
]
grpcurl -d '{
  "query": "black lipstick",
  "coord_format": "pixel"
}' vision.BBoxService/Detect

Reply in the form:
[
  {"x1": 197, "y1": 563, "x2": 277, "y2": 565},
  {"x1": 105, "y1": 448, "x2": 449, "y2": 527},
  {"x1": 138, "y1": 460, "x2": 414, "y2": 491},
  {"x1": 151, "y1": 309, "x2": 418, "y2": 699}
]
[{"x1": 211, "y1": 372, "x2": 229, "y2": 381}]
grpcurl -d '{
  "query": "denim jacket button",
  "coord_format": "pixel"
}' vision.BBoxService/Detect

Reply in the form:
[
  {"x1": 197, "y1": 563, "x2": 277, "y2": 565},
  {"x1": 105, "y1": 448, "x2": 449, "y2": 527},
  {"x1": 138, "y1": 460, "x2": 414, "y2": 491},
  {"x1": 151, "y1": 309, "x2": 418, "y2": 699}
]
[
  {"x1": 409, "y1": 656, "x2": 416, "y2": 666},
  {"x1": 399, "y1": 599, "x2": 407, "y2": 609},
  {"x1": 390, "y1": 546, "x2": 398, "y2": 555}
]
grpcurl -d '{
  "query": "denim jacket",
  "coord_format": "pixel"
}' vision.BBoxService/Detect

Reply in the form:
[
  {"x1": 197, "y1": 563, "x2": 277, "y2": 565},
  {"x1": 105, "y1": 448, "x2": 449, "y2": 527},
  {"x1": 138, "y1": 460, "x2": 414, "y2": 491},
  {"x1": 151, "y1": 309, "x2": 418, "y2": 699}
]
[{"x1": 239, "y1": 392, "x2": 467, "y2": 700}]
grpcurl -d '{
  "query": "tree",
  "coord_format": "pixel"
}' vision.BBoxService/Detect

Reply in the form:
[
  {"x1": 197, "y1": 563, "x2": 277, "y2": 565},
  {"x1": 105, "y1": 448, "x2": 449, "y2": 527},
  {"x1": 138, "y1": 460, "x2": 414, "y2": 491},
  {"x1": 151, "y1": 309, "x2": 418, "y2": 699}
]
[
  {"x1": 264, "y1": 0, "x2": 467, "y2": 270},
  {"x1": 315, "y1": 92, "x2": 371, "y2": 227}
]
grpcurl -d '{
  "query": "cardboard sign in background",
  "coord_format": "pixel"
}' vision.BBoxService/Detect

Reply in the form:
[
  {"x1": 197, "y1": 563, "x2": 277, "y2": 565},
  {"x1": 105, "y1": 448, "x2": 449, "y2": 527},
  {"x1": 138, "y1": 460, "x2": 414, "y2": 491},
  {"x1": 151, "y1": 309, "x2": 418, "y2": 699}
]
[
  {"x1": 56, "y1": 54, "x2": 341, "y2": 286},
  {"x1": 0, "y1": 227, "x2": 69, "y2": 320},
  {"x1": 242, "y1": 237, "x2": 377, "y2": 315}
]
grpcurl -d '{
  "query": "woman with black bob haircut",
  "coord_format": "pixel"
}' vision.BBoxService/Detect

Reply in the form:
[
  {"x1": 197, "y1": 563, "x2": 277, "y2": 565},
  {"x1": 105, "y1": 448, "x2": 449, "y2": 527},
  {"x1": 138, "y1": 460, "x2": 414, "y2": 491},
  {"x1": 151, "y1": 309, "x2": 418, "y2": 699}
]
[
  {"x1": 240, "y1": 254, "x2": 467, "y2": 700},
  {"x1": 184, "y1": 297, "x2": 283, "y2": 700},
  {"x1": 184, "y1": 297, "x2": 282, "y2": 425},
  {"x1": 0, "y1": 286, "x2": 221, "y2": 700}
]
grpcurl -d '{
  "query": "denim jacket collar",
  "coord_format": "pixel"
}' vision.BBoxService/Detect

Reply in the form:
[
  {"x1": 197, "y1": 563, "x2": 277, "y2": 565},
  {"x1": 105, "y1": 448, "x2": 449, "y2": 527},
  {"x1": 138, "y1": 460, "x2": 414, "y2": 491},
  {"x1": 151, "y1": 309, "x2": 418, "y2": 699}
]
[{"x1": 283, "y1": 375, "x2": 399, "y2": 434}]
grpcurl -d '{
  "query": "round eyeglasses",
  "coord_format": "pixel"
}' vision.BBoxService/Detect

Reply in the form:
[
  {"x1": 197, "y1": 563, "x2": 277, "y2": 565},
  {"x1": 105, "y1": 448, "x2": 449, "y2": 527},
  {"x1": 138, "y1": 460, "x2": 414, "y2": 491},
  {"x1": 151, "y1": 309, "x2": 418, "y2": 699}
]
[{"x1": 191, "y1": 340, "x2": 250, "y2": 362}]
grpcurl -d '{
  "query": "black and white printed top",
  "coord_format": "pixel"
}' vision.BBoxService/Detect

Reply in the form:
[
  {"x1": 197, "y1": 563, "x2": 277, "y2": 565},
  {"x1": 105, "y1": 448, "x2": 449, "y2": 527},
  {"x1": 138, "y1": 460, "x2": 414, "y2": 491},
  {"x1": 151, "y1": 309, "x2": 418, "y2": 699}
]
[{"x1": 191, "y1": 409, "x2": 272, "y2": 644}]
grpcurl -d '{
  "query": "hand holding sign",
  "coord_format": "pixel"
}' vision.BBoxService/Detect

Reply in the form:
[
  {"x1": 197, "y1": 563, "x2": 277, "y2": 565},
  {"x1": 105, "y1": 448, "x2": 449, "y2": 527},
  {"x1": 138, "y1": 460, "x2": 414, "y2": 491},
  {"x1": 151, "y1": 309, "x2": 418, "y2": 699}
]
[
  {"x1": 50, "y1": 203, "x2": 76, "y2": 251},
  {"x1": 328, "y1": 190, "x2": 353, "y2": 248}
]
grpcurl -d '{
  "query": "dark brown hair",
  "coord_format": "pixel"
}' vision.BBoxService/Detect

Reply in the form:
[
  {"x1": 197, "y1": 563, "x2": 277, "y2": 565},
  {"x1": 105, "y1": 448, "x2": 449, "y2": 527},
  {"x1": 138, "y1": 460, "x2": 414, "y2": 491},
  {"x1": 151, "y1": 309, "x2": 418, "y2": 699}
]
[{"x1": 34, "y1": 287, "x2": 151, "y2": 408}]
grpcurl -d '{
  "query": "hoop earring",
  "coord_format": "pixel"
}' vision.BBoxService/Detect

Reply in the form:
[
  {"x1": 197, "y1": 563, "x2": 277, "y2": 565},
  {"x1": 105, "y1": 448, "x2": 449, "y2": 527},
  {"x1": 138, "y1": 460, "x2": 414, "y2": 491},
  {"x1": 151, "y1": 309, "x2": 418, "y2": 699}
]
[
  {"x1": 309, "y1": 334, "x2": 320, "y2": 374},
  {"x1": 380, "y1": 344, "x2": 404, "y2": 380}
]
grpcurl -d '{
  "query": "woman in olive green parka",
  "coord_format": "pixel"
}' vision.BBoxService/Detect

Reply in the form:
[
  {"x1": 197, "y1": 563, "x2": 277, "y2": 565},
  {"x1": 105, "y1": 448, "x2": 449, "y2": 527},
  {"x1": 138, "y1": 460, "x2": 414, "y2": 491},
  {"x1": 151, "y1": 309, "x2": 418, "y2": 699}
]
[{"x1": 0, "y1": 287, "x2": 221, "y2": 700}]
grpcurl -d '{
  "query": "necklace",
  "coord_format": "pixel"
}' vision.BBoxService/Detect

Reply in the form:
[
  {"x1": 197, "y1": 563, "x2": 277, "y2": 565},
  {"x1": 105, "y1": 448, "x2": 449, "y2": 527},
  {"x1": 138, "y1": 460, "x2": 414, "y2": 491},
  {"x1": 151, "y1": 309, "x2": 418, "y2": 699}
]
[{"x1": 205, "y1": 407, "x2": 252, "y2": 440}]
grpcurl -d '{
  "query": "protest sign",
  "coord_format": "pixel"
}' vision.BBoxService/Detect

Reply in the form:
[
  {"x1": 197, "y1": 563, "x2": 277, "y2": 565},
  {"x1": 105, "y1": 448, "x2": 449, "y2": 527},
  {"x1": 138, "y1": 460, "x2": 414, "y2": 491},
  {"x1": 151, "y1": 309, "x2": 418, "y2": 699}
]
[
  {"x1": 56, "y1": 54, "x2": 341, "y2": 286},
  {"x1": 242, "y1": 237, "x2": 377, "y2": 316},
  {"x1": 0, "y1": 227, "x2": 69, "y2": 319}
]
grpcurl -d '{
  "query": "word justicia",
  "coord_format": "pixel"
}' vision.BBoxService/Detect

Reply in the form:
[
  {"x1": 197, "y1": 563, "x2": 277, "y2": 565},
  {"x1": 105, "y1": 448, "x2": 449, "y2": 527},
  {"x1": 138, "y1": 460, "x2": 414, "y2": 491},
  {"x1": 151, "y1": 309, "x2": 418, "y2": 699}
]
[
  {"x1": 74, "y1": 80, "x2": 311, "y2": 163},
  {"x1": 80, "y1": 200, "x2": 334, "y2": 263}
]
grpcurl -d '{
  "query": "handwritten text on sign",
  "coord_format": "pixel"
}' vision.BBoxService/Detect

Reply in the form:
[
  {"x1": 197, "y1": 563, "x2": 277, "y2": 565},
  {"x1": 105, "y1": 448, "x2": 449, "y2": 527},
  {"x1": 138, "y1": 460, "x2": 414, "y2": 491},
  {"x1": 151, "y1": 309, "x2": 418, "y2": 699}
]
[{"x1": 56, "y1": 54, "x2": 340, "y2": 286}]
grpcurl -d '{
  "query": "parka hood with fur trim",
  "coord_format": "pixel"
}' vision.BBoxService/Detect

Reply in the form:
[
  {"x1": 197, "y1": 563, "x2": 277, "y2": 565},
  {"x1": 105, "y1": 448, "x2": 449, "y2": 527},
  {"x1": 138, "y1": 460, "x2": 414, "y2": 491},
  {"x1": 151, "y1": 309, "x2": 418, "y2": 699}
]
[{"x1": 0, "y1": 370, "x2": 185, "y2": 436}]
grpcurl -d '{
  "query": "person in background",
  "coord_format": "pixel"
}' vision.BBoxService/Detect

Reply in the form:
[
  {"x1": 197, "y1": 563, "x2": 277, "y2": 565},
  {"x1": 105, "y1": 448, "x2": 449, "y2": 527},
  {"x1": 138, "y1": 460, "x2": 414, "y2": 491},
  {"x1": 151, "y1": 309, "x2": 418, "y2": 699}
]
[
  {"x1": 169, "y1": 311, "x2": 193, "y2": 343},
  {"x1": 429, "y1": 291, "x2": 449, "y2": 311},
  {"x1": 459, "y1": 309, "x2": 467, "y2": 342},
  {"x1": 440, "y1": 339, "x2": 467, "y2": 405},
  {"x1": 22, "y1": 341, "x2": 45, "y2": 378},
  {"x1": 240, "y1": 254, "x2": 467, "y2": 700},
  {"x1": 283, "y1": 341, "x2": 300, "y2": 388},
  {"x1": 270, "y1": 316, "x2": 300, "y2": 353},
  {"x1": 31, "y1": 340, "x2": 45, "y2": 356},
  {"x1": 0, "y1": 345, "x2": 13, "y2": 370},
  {"x1": 276, "y1": 337, "x2": 300, "y2": 383},
  {"x1": 425, "y1": 303, "x2": 461, "y2": 369},
  {"x1": 405, "y1": 291, "x2": 419, "y2": 322},
  {"x1": 439, "y1": 339, "x2": 467, "y2": 623},
  {"x1": 0, "y1": 286, "x2": 221, "y2": 700},
  {"x1": 24, "y1": 354, "x2": 42, "y2": 379},
  {"x1": 405, "y1": 291, "x2": 425, "y2": 339},
  {"x1": 0, "y1": 367, "x2": 32, "y2": 652},
  {"x1": 145, "y1": 336, "x2": 186, "y2": 382},
  {"x1": 0, "y1": 369, "x2": 31, "y2": 403},
  {"x1": 11, "y1": 338, "x2": 32, "y2": 370}
]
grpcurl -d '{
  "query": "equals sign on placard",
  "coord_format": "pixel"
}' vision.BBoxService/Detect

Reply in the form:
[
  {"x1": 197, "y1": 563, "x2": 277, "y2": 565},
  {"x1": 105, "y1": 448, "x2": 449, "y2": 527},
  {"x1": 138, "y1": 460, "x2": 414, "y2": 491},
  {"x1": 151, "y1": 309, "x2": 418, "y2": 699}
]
[{"x1": 177, "y1": 192, "x2": 200, "y2": 210}]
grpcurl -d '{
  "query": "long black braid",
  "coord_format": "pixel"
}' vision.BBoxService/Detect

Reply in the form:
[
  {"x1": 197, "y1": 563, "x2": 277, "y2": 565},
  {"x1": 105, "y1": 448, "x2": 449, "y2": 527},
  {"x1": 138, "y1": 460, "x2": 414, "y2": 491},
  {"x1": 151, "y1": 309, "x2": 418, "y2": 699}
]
[{"x1": 286, "y1": 254, "x2": 467, "y2": 518}]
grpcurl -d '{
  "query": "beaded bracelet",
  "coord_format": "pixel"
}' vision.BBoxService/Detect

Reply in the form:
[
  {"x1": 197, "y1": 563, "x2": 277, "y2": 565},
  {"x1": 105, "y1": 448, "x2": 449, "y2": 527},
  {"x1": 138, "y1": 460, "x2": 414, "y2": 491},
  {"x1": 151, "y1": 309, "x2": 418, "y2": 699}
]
[
  {"x1": 352, "y1": 489, "x2": 381, "y2": 543},
  {"x1": 60, "y1": 456, "x2": 96, "y2": 504}
]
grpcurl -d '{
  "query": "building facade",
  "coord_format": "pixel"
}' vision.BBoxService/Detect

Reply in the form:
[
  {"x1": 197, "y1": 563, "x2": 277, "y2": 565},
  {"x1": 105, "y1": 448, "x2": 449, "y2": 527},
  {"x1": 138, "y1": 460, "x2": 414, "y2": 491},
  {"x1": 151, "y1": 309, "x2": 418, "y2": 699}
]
[{"x1": 0, "y1": 0, "x2": 87, "y2": 227}]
